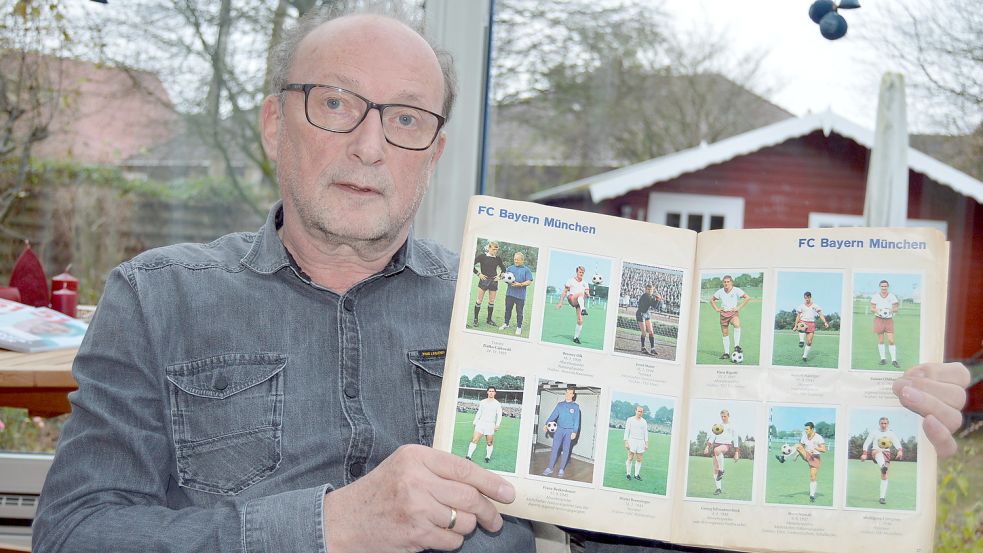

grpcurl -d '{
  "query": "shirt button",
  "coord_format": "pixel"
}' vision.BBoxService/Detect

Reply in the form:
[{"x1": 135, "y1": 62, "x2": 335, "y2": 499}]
[
  {"x1": 343, "y1": 297, "x2": 355, "y2": 311},
  {"x1": 213, "y1": 375, "x2": 229, "y2": 391},
  {"x1": 344, "y1": 383, "x2": 358, "y2": 398},
  {"x1": 349, "y1": 462, "x2": 364, "y2": 478}
]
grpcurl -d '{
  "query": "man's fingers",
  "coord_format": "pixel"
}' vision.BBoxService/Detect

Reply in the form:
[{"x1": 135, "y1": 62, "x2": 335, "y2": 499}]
[
  {"x1": 423, "y1": 451, "x2": 515, "y2": 504},
  {"x1": 923, "y1": 414, "x2": 959, "y2": 458},
  {"x1": 425, "y1": 503, "x2": 477, "y2": 536},
  {"x1": 905, "y1": 362, "x2": 971, "y2": 388},
  {"x1": 894, "y1": 377, "x2": 966, "y2": 432},
  {"x1": 428, "y1": 482, "x2": 495, "y2": 533}
]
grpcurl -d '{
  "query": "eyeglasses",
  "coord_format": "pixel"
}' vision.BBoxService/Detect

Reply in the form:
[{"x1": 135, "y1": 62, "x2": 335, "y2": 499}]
[{"x1": 281, "y1": 83, "x2": 445, "y2": 151}]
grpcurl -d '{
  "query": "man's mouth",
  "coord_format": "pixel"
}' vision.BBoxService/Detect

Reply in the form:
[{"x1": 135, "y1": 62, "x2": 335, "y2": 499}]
[{"x1": 335, "y1": 181, "x2": 379, "y2": 194}]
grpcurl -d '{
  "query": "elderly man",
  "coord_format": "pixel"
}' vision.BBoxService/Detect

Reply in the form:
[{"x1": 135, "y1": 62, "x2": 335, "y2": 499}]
[
  {"x1": 33, "y1": 6, "x2": 970, "y2": 553},
  {"x1": 34, "y1": 7, "x2": 530, "y2": 553}
]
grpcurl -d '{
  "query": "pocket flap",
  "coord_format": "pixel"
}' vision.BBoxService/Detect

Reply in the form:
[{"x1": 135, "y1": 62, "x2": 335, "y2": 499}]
[
  {"x1": 407, "y1": 348, "x2": 445, "y2": 378},
  {"x1": 166, "y1": 352, "x2": 287, "y2": 399}
]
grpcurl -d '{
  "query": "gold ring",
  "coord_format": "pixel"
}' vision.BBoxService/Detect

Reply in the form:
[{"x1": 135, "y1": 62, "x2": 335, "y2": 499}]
[{"x1": 447, "y1": 507, "x2": 458, "y2": 530}]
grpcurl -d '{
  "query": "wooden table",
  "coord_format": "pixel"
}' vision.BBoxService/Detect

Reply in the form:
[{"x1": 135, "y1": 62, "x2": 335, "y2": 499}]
[{"x1": 0, "y1": 349, "x2": 77, "y2": 417}]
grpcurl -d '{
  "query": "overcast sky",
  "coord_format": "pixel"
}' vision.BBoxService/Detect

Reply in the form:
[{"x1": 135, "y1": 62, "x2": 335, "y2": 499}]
[{"x1": 660, "y1": 1, "x2": 933, "y2": 132}]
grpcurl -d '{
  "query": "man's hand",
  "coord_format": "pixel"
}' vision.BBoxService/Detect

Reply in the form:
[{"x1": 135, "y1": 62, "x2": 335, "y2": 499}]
[
  {"x1": 703, "y1": 445, "x2": 709, "y2": 455},
  {"x1": 571, "y1": 433, "x2": 577, "y2": 440},
  {"x1": 478, "y1": 273, "x2": 488, "y2": 281},
  {"x1": 897, "y1": 450, "x2": 903, "y2": 461},
  {"x1": 893, "y1": 362, "x2": 970, "y2": 458},
  {"x1": 860, "y1": 452, "x2": 868, "y2": 461},
  {"x1": 624, "y1": 440, "x2": 630, "y2": 451},
  {"x1": 323, "y1": 444, "x2": 514, "y2": 552}
]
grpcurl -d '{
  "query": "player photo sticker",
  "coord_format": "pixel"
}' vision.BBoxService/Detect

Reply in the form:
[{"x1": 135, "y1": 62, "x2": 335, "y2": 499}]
[
  {"x1": 850, "y1": 273, "x2": 922, "y2": 372},
  {"x1": 449, "y1": 368, "x2": 525, "y2": 474},
  {"x1": 529, "y1": 379, "x2": 602, "y2": 484},
  {"x1": 772, "y1": 271, "x2": 843, "y2": 369},
  {"x1": 765, "y1": 405, "x2": 837, "y2": 507},
  {"x1": 540, "y1": 251, "x2": 613, "y2": 351},
  {"x1": 466, "y1": 238, "x2": 539, "y2": 339},
  {"x1": 845, "y1": 407, "x2": 919, "y2": 511},
  {"x1": 684, "y1": 399, "x2": 758, "y2": 502},
  {"x1": 695, "y1": 271, "x2": 763, "y2": 366},
  {"x1": 602, "y1": 391, "x2": 675, "y2": 496},
  {"x1": 614, "y1": 262, "x2": 684, "y2": 362}
]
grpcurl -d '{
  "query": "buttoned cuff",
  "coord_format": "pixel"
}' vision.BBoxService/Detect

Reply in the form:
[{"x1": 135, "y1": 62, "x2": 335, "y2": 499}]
[{"x1": 242, "y1": 483, "x2": 333, "y2": 553}]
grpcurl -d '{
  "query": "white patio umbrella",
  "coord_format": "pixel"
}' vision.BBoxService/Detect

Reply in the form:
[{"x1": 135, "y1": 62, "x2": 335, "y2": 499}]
[{"x1": 863, "y1": 73, "x2": 909, "y2": 227}]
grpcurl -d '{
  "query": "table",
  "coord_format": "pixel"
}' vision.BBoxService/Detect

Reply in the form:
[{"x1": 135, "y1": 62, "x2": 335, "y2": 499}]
[{"x1": 0, "y1": 349, "x2": 77, "y2": 417}]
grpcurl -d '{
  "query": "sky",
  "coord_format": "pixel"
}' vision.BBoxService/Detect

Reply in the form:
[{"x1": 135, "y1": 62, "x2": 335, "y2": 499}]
[
  {"x1": 545, "y1": 250, "x2": 613, "y2": 289},
  {"x1": 688, "y1": 399, "x2": 759, "y2": 441},
  {"x1": 852, "y1": 272, "x2": 922, "y2": 301},
  {"x1": 776, "y1": 271, "x2": 844, "y2": 314},
  {"x1": 658, "y1": 0, "x2": 929, "y2": 131},
  {"x1": 770, "y1": 405, "x2": 837, "y2": 433}
]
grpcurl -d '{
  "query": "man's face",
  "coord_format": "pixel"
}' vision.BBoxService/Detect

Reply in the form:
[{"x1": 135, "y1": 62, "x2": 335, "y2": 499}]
[
  {"x1": 880, "y1": 283, "x2": 889, "y2": 296},
  {"x1": 576, "y1": 267, "x2": 585, "y2": 280},
  {"x1": 879, "y1": 418, "x2": 889, "y2": 430},
  {"x1": 261, "y1": 16, "x2": 446, "y2": 247},
  {"x1": 645, "y1": 286, "x2": 653, "y2": 296},
  {"x1": 720, "y1": 412, "x2": 729, "y2": 423},
  {"x1": 514, "y1": 253, "x2": 524, "y2": 266},
  {"x1": 488, "y1": 244, "x2": 499, "y2": 256},
  {"x1": 804, "y1": 295, "x2": 812, "y2": 305},
  {"x1": 722, "y1": 278, "x2": 733, "y2": 291},
  {"x1": 487, "y1": 388, "x2": 496, "y2": 399},
  {"x1": 635, "y1": 406, "x2": 644, "y2": 418},
  {"x1": 805, "y1": 426, "x2": 815, "y2": 438},
  {"x1": 565, "y1": 388, "x2": 575, "y2": 402}
]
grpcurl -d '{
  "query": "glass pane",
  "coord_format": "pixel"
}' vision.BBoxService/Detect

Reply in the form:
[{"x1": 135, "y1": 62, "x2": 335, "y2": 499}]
[
  {"x1": 710, "y1": 215, "x2": 725, "y2": 230},
  {"x1": 687, "y1": 213, "x2": 703, "y2": 232},
  {"x1": 665, "y1": 213, "x2": 681, "y2": 227}
]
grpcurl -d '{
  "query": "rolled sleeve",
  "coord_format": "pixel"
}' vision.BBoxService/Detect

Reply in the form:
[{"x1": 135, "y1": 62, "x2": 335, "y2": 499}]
[{"x1": 243, "y1": 483, "x2": 332, "y2": 553}]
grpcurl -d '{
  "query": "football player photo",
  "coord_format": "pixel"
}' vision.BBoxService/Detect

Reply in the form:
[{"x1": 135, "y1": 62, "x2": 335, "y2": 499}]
[
  {"x1": 541, "y1": 251, "x2": 612, "y2": 351},
  {"x1": 529, "y1": 380, "x2": 601, "y2": 484},
  {"x1": 450, "y1": 368, "x2": 525, "y2": 473},
  {"x1": 602, "y1": 391, "x2": 675, "y2": 495},
  {"x1": 614, "y1": 262, "x2": 684, "y2": 361},
  {"x1": 772, "y1": 271, "x2": 843, "y2": 369},
  {"x1": 846, "y1": 407, "x2": 919, "y2": 510},
  {"x1": 850, "y1": 273, "x2": 922, "y2": 372},
  {"x1": 695, "y1": 271, "x2": 763, "y2": 366},
  {"x1": 767, "y1": 405, "x2": 837, "y2": 507},
  {"x1": 685, "y1": 399, "x2": 758, "y2": 501},
  {"x1": 466, "y1": 238, "x2": 539, "y2": 339}
]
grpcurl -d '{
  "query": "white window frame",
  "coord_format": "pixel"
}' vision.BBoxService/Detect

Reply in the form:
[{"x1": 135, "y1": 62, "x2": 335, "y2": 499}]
[
  {"x1": 647, "y1": 192, "x2": 745, "y2": 230},
  {"x1": 808, "y1": 212, "x2": 948, "y2": 237}
]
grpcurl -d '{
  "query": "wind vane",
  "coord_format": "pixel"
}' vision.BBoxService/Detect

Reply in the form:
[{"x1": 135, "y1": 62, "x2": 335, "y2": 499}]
[{"x1": 808, "y1": 0, "x2": 860, "y2": 40}]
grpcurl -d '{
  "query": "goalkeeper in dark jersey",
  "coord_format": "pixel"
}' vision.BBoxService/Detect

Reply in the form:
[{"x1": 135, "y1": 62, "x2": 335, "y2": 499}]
[
  {"x1": 472, "y1": 241, "x2": 508, "y2": 326},
  {"x1": 635, "y1": 285, "x2": 664, "y2": 354}
]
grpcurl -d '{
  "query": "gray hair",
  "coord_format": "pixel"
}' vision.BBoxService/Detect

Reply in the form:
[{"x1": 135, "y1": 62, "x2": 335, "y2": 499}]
[{"x1": 269, "y1": 4, "x2": 458, "y2": 121}]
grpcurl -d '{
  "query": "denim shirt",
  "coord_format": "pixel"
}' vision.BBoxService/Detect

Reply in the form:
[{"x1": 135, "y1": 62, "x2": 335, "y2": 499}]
[{"x1": 33, "y1": 203, "x2": 534, "y2": 553}]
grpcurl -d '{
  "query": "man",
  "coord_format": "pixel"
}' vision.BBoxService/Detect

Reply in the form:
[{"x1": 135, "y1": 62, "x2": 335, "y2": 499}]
[
  {"x1": 794, "y1": 291, "x2": 830, "y2": 363},
  {"x1": 472, "y1": 241, "x2": 507, "y2": 326},
  {"x1": 498, "y1": 251, "x2": 533, "y2": 335},
  {"x1": 33, "y1": 9, "x2": 533, "y2": 553},
  {"x1": 871, "y1": 280, "x2": 901, "y2": 368},
  {"x1": 861, "y1": 416, "x2": 904, "y2": 504},
  {"x1": 635, "y1": 284, "x2": 664, "y2": 354},
  {"x1": 542, "y1": 387, "x2": 581, "y2": 478},
  {"x1": 623, "y1": 405, "x2": 649, "y2": 480},
  {"x1": 703, "y1": 409, "x2": 740, "y2": 496},
  {"x1": 775, "y1": 421, "x2": 827, "y2": 503},
  {"x1": 710, "y1": 275, "x2": 751, "y2": 361},
  {"x1": 467, "y1": 386, "x2": 503, "y2": 463},
  {"x1": 32, "y1": 6, "x2": 971, "y2": 553},
  {"x1": 556, "y1": 265, "x2": 591, "y2": 344}
]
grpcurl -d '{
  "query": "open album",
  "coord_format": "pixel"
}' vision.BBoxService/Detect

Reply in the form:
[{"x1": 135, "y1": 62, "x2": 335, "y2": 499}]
[
  {"x1": 0, "y1": 298, "x2": 87, "y2": 353},
  {"x1": 433, "y1": 196, "x2": 947, "y2": 553}
]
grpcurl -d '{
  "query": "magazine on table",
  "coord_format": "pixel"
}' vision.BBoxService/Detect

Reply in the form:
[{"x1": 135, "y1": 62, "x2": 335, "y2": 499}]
[
  {"x1": 433, "y1": 195, "x2": 946, "y2": 553},
  {"x1": 0, "y1": 298, "x2": 88, "y2": 353}
]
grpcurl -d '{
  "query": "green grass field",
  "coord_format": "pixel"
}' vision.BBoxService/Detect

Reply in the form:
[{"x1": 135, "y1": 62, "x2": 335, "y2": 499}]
[
  {"x1": 696, "y1": 290, "x2": 762, "y2": 365},
  {"x1": 541, "y1": 295, "x2": 608, "y2": 350},
  {"x1": 466, "y1": 275, "x2": 537, "y2": 339},
  {"x1": 601, "y1": 430, "x2": 671, "y2": 495},
  {"x1": 846, "y1": 458, "x2": 917, "y2": 510},
  {"x1": 450, "y1": 410, "x2": 522, "y2": 473},
  {"x1": 772, "y1": 329, "x2": 840, "y2": 369},
  {"x1": 765, "y1": 442, "x2": 835, "y2": 506},
  {"x1": 685, "y1": 449, "x2": 754, "y2": 501},
  {"x1": 850, "y1": 300, "x2": 921, "y2": 372},
  {"x1": 613, "y1": 313, "x2": 678, "y2": 361}
]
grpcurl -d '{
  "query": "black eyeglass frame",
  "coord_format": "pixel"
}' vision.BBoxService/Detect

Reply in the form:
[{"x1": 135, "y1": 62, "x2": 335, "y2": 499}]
[{"x1": 281, "y1": 83, "x2": 446, "y2": 151}]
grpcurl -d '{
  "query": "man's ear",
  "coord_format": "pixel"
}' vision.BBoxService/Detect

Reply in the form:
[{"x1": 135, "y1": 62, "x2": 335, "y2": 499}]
[
  {"x1": 429, "y1": 131, "x2": 447, "y2": 171},
  {"x1": 260, "y1": 95, "x2": 281, "y2": 162}
]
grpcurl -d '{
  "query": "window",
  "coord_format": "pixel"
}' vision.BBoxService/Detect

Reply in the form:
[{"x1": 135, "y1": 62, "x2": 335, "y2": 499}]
[{"x1": 648, "y1": 192, "x2": 745, "y2": 231}]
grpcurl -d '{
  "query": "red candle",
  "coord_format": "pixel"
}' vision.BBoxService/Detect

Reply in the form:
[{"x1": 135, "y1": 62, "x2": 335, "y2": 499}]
[
  {"x1": 0, "y1": 286, "x2": 20, "y2": 302},
  {"x1": 51, "y1": 282, "x2": 78, "y2": 318},
  {"x1": 51, "y1": 266, "x2": 79, "y2": 293}
]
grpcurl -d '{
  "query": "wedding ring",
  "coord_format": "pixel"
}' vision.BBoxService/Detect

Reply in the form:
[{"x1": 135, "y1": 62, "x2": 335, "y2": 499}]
[{"x1": 447, "y1": 507, "x2": 458, "y2": 530}]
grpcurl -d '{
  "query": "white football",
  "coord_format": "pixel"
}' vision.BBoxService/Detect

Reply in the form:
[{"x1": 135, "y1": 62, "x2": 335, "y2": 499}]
[
  {"x1": 879, "y1": 307, "x2": 892, "y2": 319},
  {"x1": 591, "y1": 274, "x2": 604, "y2": 285},
  {"x1": 545, "y1": 421, "x2": 558, "y2": 433},
  {"x1": 502, "y1": 271, "x2": 516, "y2": 284},
  {"x1": 730, "y1": 351, "x2": 744, "y2": 364},
  {"x1": 781, "y1": 444, "x2": 793, "y2": 456}
]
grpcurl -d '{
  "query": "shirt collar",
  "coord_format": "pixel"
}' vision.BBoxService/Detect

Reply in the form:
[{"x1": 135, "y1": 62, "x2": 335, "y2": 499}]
[{"x1": 240, "y1": 201, "x2": 440, "y2": 278}]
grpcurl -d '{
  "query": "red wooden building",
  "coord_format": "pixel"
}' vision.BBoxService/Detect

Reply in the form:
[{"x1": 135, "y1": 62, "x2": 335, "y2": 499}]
[{"x1": 531, "y1": 110, "x2": 983, "y2": 362}]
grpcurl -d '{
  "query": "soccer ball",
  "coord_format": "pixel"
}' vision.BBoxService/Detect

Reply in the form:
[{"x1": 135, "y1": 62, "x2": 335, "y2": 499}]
[
  {"x1": 501, "y1": 271, "x2": 516, "y2": 284},
  {"x1": 591, "y1": 274, "x2": 604, "y2": 285},
  {"x1": 877, "y1": 436, "x2": 893, "y2": 449},
  {"x1": 878, "y1": 307, "x2": 892, "y2": 319},
  {"x1": 545, "y1": 421, "x2": 558, "y2": 433},
  {"x1": 730, "y1": 351, "x2": 744, "y2": 364},
  {"x1": 711, "y1": 423, "x2": 724, "y2": 435},
  {"x1": 795, "y1": 321, "x2": 807, "y2": 332},
  {"x1": 781, "y1": 444, "x2": 794, "y2": 456}
]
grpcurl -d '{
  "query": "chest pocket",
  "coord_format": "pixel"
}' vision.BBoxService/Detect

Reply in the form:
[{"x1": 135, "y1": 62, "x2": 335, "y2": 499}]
[
  {"x1": 408, "y1": 349, "x2": 445, "y2": 446},
  {"x1": 166, "y1": 352, "x2": 287, "y2": 495}
]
